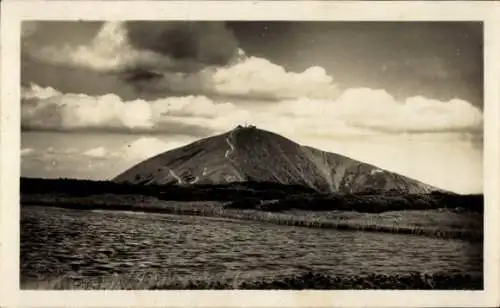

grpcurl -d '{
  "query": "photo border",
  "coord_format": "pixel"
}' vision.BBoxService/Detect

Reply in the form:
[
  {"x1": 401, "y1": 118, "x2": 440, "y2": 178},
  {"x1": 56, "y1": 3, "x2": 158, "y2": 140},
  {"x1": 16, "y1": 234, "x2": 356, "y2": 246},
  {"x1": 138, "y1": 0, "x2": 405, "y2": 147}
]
[{"x1": 1, "y1": 1, "x2": 499, "y2": 307}]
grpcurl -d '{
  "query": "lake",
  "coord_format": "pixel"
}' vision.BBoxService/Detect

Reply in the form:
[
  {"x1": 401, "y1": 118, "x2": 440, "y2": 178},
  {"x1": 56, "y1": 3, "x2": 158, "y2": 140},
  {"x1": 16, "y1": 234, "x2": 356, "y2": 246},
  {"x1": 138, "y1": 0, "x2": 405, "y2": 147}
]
[{"x1": 21, "y1": 206, "x2": 482, "y2": 284}]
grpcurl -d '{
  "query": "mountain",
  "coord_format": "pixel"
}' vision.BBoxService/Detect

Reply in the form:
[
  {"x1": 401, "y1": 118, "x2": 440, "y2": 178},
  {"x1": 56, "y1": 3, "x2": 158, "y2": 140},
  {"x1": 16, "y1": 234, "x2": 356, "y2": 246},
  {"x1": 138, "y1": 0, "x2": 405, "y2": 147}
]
[{"x1": 113, "y1": 126, "x2": 439, "y2": 194}]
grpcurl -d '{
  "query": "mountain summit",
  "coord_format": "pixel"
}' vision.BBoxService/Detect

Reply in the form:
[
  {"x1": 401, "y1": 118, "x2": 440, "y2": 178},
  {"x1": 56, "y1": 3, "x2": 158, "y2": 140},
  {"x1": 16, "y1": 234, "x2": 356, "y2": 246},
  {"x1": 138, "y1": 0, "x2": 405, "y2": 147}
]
[{"x1": 113, "y1": 126, "x2": 438, "y2": 194}]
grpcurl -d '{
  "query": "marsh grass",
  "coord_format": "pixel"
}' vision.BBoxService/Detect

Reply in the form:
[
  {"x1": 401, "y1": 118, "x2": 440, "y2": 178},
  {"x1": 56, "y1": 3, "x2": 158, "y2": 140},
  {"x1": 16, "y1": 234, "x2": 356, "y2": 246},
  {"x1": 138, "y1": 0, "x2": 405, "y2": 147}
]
[{"x1": 21, "y1": 270, "x2": 483, "y2": 290}]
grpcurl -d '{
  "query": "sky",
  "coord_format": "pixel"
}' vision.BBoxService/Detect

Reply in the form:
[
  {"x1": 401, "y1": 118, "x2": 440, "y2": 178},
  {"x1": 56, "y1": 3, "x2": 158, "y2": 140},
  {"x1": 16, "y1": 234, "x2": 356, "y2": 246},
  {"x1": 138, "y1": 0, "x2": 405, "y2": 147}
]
[{"x1": 20, "y1": 21, "x2": 484, "y2": 194}]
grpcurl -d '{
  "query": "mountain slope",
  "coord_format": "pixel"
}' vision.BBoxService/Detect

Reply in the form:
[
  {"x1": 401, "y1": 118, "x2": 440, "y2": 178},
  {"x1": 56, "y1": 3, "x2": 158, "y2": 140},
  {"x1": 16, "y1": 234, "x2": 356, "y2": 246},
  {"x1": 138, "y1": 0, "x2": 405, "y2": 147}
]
[{"x1": 113, "y1": 126, "x2": 438, "y2": 194}]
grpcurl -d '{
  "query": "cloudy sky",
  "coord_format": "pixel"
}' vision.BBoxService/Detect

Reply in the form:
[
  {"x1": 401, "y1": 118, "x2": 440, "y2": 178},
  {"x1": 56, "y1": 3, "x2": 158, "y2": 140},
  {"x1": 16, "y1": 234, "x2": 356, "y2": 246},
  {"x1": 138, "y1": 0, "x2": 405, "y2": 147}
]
[{"x1": 21, "y1": 21, "x2": 483, "y2": 193}]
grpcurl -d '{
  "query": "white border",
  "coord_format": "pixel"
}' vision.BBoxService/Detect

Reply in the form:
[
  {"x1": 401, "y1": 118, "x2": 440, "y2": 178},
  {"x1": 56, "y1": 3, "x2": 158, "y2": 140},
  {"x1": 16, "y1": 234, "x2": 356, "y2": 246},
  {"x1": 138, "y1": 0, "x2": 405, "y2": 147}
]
[{"x1": 1, "y1": 1, "x2": 499, "y2": 307}]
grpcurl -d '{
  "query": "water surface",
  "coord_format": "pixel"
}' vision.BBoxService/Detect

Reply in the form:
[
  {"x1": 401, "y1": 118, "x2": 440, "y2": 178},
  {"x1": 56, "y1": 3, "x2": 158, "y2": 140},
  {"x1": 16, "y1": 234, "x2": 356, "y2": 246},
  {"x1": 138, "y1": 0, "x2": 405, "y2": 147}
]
[{"x1": 21, "y1": 206, "x2": 482, "y2": 281}]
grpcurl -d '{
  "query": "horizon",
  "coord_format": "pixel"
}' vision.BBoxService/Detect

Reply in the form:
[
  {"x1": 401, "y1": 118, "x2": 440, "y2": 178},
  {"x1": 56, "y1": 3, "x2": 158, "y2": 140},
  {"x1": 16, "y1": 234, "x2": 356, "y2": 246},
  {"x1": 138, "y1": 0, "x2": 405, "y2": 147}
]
[{"x1": 20, "y1": 21, "x2": 483, "y2": 194}]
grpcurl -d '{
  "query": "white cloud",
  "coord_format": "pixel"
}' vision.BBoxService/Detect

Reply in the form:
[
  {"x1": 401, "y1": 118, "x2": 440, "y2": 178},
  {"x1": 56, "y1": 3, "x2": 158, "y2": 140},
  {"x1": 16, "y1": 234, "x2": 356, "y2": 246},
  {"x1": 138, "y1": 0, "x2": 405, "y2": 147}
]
[
  {"x1": 21, "y1": 83, "x2": 247, "y2": 134},
  {"x1": 22, "y1": 84, "x2": 153, "y2": 131},
  {"x1": 29, "y1": 22, "x2": 175, "y2": 73},
  {"x1": 264, "y1": 89, "x2": 483, "y2": 136},
  {"x1": 22, "y1": 83, "x2": 62, "y2": 100},
  {"x1": 83, "y1": 146, "x2": 107, "y2": 157},
  {"x1": 22, "y1": 82, "x2": 482, "y2": 137},
  {"x1": 208, "y1": 56, "x2": 339, "y2": 100}
]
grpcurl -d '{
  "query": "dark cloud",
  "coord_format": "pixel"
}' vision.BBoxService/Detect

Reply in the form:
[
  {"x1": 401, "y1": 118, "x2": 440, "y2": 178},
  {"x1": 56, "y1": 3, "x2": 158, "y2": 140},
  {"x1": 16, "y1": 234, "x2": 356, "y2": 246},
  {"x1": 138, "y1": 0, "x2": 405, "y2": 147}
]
[
  {"x1": 124, "y1": 21, "x2": 239, "y2": 73},
  {"x1": 123, "y1": 70, "x2": 210, "y2": 99},
  {"x1": 120, "y1": 22, "x2": 241, "y2": 96}
]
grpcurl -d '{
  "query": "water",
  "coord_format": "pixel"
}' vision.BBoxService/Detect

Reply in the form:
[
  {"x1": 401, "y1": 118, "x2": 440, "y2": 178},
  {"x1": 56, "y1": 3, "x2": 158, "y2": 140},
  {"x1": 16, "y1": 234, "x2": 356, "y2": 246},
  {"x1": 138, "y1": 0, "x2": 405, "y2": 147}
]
[{"x1": 21, "y1": 206, "x2": 482, "y2": 282}]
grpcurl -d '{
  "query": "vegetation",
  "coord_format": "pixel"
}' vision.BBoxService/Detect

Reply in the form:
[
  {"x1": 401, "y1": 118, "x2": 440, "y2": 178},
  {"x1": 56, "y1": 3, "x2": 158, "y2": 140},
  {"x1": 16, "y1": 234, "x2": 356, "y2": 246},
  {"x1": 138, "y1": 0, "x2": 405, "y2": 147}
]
[
  {"x1": 21, "y1": 177, "x2": 483, "y2": 241},
  {"x1": 229, "y1": 192, "x2": 483, "y2": 213},
  {"x1": 22, "y1": 271, "x2": 482, "y2": 290},
  {"x1": 21, "y1": 177, "x2": 483, "y2": 213},
  {"x1": 20, "y1": 177, "x2": 317, "y2": 201}
]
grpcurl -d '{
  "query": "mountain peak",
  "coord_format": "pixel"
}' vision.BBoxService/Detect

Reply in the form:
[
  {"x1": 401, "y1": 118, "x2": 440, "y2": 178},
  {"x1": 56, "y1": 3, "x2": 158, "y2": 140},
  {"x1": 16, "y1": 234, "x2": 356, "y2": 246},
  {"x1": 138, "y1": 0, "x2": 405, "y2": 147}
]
[
  {"x1": 232, "y1": 124, "x2": 257, "y2": 131},
  {"x1": 230, "y1": 124, "x2": 269, "y2": 139},
  {"x1": 113, "y1": 128, "x2": 439, "y2": 194}
]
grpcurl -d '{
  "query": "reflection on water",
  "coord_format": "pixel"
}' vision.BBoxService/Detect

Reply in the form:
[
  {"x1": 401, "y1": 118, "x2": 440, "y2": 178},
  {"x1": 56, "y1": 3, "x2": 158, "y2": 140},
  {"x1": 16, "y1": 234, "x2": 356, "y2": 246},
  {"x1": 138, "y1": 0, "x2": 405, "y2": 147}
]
[{"x1": 21, "y1": 206, "x2": 482, "y2": 281}]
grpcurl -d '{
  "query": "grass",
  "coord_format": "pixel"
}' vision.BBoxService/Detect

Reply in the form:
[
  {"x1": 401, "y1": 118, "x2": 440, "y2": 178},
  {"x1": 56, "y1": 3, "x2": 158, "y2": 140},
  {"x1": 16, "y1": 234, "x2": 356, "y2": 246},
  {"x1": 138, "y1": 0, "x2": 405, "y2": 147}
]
[
  {"x1": 21, "y1": 270, "x2": 483, "y2": 290},
  {"x1": 22, "y1": 194, "x2": 483, "y2": 242}
]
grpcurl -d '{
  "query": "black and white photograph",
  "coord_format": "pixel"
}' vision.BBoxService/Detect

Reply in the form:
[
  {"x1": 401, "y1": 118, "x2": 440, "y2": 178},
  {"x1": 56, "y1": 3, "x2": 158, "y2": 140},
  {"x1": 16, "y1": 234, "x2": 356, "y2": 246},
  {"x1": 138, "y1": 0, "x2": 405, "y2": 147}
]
[{"x1": 1, "y1": 1, "x2": 500, "y2": 306}]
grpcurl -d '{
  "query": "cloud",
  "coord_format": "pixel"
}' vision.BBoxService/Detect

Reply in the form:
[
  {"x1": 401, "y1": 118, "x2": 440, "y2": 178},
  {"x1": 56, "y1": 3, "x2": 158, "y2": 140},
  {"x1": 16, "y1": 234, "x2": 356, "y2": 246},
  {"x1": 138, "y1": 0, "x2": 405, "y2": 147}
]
[
  {"x1": 125, "y1": 21, "x2": 239, "y2": 68},
  {"x1": 22, "y1": 90, "x2": 153, "y2": 132},
  {"x1": 21, "y1": 83, "x2": 245, "y2": 136},
  {"x1": 22, "y1": 82, "x2": 482, "y2": 138},
  {"x1": 256, "y1": 89, "x2": 482, "y2": 139},
  {"x1": 208, "y1": 56, "x2": 339, "y2": 100},
  {"x1": 21, "y1": 148, "x2": 35, "y2": 156},
  {"x1": 277, "y1": 88, "x2": 482, "y2": 134},
  {"x1": 83, "y1": 146, "x2": 107, "y2": 157},
  {"x1": 22, "y1": 83, "x2": 61, "y2": 100}
]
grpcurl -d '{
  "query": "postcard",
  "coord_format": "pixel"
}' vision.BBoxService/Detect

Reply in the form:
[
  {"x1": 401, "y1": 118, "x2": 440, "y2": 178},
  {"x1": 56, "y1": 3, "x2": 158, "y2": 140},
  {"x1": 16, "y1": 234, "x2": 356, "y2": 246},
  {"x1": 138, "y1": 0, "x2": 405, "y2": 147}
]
[{"x1": 1, "y1": 1, "x2": 499, "y2": 307}]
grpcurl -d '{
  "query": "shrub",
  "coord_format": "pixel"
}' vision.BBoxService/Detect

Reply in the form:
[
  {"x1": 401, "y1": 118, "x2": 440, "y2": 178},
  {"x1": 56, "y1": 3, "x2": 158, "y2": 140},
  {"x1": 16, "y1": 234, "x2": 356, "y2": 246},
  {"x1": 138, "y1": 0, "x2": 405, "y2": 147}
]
[{"x1": 226, "y1": 197, "x2": 260, "y2": 209}]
